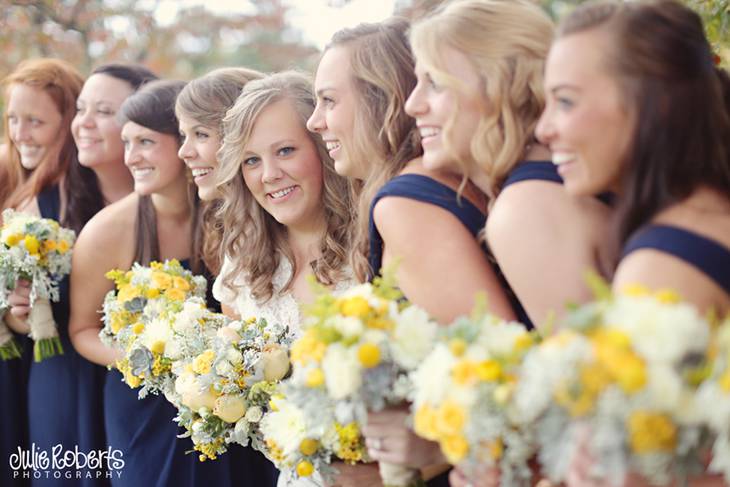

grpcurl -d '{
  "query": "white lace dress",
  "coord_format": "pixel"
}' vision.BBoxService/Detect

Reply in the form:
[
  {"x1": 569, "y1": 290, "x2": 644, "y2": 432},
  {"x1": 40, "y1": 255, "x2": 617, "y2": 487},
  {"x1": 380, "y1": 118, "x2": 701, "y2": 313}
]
[{"x1": 212, "y1": 255, "x2": 356, "y2": 487}]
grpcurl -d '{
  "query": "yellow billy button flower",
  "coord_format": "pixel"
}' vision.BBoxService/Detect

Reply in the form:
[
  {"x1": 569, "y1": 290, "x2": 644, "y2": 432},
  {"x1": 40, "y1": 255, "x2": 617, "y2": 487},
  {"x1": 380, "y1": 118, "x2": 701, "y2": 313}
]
[
  {"x1": 357, "y1": 343, "x2": 381, "y2": 368},
  {"x1": 612, "y1": 353, "x2": 647, "y2": 393},
  {"x1": 24, "y1": 235, "x2": 40, "y2": 255},
  {"x1": 296, "y1": 460, "x2": 314, "y2": 477},
  {"x1": 150, "y1": 341, "x2": 166, "y2": 355},
  {"x1": 132, "y1": 323, "x2": 145, "y2": 335},
  {"x1": 622, "y1": 283, "x2": 651, "y2": 297},
  {"x1": 628, "y1": 411, "x2": 677, "y2": 454},
  {"x1": 720, "y1": 370, "x2": 730, "y2": 393},
  {"x1": 449, "y1": 339, "x2": 467, "y2": 357},
  {"x1": 489, "y1": 438, "x2": 504, "y2": 460},
  {"x1": 305, "y1": 368, "x2": 325, "y2": 388},
  {"x1": 145, "y1": 288, "x2": 160, "y2": 299},
  {"x1": 476, "y1": 359, "x2": 502, "y2": 382},
  {"x1": 440, "y1": 435, "x2": 469, "y2": 464},
  {"x1": 290, "y1": 330, "x2": 326, "y2": 365},
  {"x1": 654, "y1": 289, "x2": 681, "y2": 304},
  {"x1": 340, "y1": 296, "x2": 371, "y2": 318},
  {"x1": 299, "y1": 438, "x2": 319, "y2": 456},
  {"x1": 436, "y1": 401, "x2": 466, "y2": 437},
  {"x1": 513, "y1": 333, "x2": 534, "y2": 353}
]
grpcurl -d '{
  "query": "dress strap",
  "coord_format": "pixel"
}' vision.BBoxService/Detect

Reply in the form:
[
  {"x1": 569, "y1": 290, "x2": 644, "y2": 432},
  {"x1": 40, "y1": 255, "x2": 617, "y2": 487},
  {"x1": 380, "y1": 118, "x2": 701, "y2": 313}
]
[
  {"x1": 502, "y1": 161, "x2": 615, "y2": 206},
  {"x1": 622, "y1": 224, "x2": 730, "y2": 294},
  {"x1": 368, "y1": 174, "x2": 486, "y2": 277},
  {"x1": 37, "y1": 185, "x2": 61, "y2": 220}
]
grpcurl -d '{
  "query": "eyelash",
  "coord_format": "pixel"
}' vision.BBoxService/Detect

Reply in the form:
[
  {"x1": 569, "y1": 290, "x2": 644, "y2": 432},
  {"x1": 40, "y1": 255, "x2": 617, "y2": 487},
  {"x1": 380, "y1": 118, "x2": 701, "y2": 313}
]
[
  {"x1": 277, "y1": 146, "x2": 294, "y2": 157},
  {"x1": 243, "y1": 156, "x2": 259, "y2": 166}
]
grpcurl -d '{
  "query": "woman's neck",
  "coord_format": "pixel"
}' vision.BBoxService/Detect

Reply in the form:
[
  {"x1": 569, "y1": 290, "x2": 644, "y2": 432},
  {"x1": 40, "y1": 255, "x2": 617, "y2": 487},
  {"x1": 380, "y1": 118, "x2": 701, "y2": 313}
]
[
  {"x1": 287, "y1": 219, "x2": 326, "y2": 270},
  {"x1": 96, "y1": 160, "x2": 134, "y2": 205},
  {"x1": 150, "y1": 176, "x2": 192, "y2": 223}
]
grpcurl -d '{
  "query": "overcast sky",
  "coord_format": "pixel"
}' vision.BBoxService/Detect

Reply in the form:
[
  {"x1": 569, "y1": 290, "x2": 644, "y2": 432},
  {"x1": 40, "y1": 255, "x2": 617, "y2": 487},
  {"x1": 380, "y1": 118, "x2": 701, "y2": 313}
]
[{"x1": 152, "y1": 0, "x2": 397, "y2": 50}]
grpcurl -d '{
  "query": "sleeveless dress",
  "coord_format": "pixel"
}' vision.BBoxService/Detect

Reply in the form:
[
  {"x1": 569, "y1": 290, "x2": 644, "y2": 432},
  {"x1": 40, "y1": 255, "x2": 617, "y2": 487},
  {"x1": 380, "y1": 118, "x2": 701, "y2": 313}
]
[
  {"x1": 213, "y1": 255, "x2": 356, "y2": 487},
  {"x1": 24, "y1": 185, "x2": 109, "y2": 486},
  {"x1": 368, "y1": 173, "x2": 532, "y2": 329},
  {"x1": 104, "y1": 257, "x2": 268, "y2": 487},
  {"x1": 0, "y1": 330, "x2": 31, "y2": 487},
  {"x1": 622, "y1": 224, "x2": 730, "y2": 294}
]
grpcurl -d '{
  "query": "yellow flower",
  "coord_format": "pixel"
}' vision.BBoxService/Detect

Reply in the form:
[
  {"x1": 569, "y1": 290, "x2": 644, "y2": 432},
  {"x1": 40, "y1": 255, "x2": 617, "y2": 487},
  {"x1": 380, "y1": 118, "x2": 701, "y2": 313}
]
[
  {"x1": 440, "y1": 435, "x2": 469, "y2": 464},
  {"x1": 452, "y1": 360, "x2": 479, "y2": 386},
  {"x1": 4, "y1": 233, "x2": 22, "y2": 247},
  {"x1": 476, "y1": 359, "x2": 502, "y2": 382},
  {"x1": 365, "y1": 317, "x2": 393, "y2": 330},
  {"x1": 151, "y1": 271, "x2": 173, "y2": 290},
  {"x1": 612, "y1": 353, "x2": 647, "y2": 394},
  {"x1": 489, "y1": 438, "x2": 503, "y2": 460},
  {"x1": 414, "y1": 405, "x2": 440, "y2": 441},
  {"x1": 42, "y1": 240, "x2": 58, "y2": 253},
  {"x1": 305, "y1": 368, "x2": 325, "y2": 388},
  {"x1": 449, "y1": 339, "x2": 467, "y2": 357},
  {"x1": 117, "y1": 285, "x2": 141, "y2": 303},
  {"x1": 436, "y1": 401, "x2": 466, "y2": 437},
  {"x1": 340, "y1": 296, "x2": 371, "y2": 318},
  {"x1": 357, "y1": 343, "x2": 381, "y2": 368},
  {"x1": 145, "y1": 288, "x2": 160, "y2": 299},
  {"x1": 299, "y1": 438, "x2": 319, "y2": 456},
  {"x1": 24, "y1": 235, "x2": 40, "y2": 255},
  {"x1": 513, "y1": 334, "x2": 534, "y2": 353},
  {"x1": 654, "y1": 289, "x2": 681, "y2": 304},
  {"x1": 296, "y1": 460, "x2": 314, "y2": 477},
  {"x1": 57, "y1": 240, "x2": 70, "y2": 254},
  {"x1": 173, "y1": 276, "x2": 191, "y2": 291},
  {"x1": 335, "y1": 422, "x2": 364, "y2": 463},
  {"x1": 720, "y1": 370, "x2": 730, "y2": 393},
  {"x1": 192, "y1": 349, "x2": 216, "y2": 375},
  {"x1": 110, "y1": 311, "x2": 131, "y2": 334},
  {"x1": 622, "y1": 283, "x2": 650, "y2": 297},
  {"x1": 149, "y1": 341, "x2": 165, "y2": 355},
  {"x1": 132, "y1": 323, "x2": 145, "y2": 334},
  {"x1": 290, "y1": 330, "x2": 326, "y2": 365},
  {"x1": 164, "y1": 288, "x2": 186, "y2": 302},
  {"x1": 628, "y1": 411, "x2": 677, "y2": 454},
  {"x1": 150, "y1": 261, "x2": 163, "y2": 270}
]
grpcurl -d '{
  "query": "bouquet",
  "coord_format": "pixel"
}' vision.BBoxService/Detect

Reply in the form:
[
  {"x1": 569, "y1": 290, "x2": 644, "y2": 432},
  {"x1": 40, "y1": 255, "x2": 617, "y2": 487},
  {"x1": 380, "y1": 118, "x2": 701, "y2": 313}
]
[
  {"x1": 100, "y1": 259, "x2": 206, "y2": 396},
  {"x1": 169, "y1": 314, "x2": 293, "y2": 461},
  {"x1": 514, "y1": 281, "x2": 713, "y2": 486},
  {"x1": 410, "y1": 301, "x2": 538, "y2": 487},
  {"x1": 277, "y1": 275, "x2": 439, "y2": 486},
  {"x1": 696, "y1": 314, "x2": 730, "y2": 482},
  {"x1": 0, "y1": 209, "x2": 75, "y2": 361}
]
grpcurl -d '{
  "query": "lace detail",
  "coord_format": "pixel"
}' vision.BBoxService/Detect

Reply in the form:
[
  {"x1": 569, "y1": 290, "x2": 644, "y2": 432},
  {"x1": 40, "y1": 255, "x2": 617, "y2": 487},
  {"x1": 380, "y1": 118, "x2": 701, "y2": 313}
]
[{"x1": 212, "y1": 255, "x2": 356, "y2": 336}]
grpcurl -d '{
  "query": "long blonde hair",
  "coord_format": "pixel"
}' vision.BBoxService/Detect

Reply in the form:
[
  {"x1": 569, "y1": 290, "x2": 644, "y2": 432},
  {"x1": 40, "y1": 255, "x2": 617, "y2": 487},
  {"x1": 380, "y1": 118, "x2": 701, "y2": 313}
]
[
  {"x1": 175, "y1": 67, "x2": 264, "y2": 274},
  {"x1": 325, "y1": 18, "x2": 422, "y2": 282},
  {"x1": 410, "y1": 0, "x2": 554, "y2": 200},
  {"x1": 217, "y1": 71, "x2": 353, "y2": 302}
]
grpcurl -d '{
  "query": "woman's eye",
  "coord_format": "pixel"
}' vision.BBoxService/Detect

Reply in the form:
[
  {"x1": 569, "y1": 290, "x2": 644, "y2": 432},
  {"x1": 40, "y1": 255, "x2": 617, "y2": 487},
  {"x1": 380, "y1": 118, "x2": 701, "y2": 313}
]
[
  {"x1": 277, "y1": 146, "x2": 295, "y2": 157},
  {"x1": 196, "y1": 131, "x2": 209, "y2": 139},
  {"x1": 243, "y1": 156, "x2": 260, "y2": 166}
]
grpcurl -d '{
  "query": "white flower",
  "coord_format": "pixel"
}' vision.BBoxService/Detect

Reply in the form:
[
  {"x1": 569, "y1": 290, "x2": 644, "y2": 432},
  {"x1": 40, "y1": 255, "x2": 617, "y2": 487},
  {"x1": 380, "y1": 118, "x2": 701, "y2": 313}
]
[
  {"x1": 214, "y1": 395, "x2": 247, "y2": 423},
  {"x1": 261, "y1": 400, "x2": 307, "y2": 457},
  {"x1": 245, "y1": 405, "x2": 264, "y2": 423},
  {"x1": 217, "y1": 326, "x2": 240, "y2": 343},
  {"x1": 390, "y1": 305, "x2": 437, "y2": 370},
  {"x1": 140, "y1": 317, "x2": 173, "y2": 353},
  {"x1": 323, "y1": 343, "x2": 361, "y2": 400},
  {"x1": 411, "y1": 344, "x2": 455, "y2": 407},
  {"x1": 329, "y1": 315, "x2": 363, "y2": 340},
  {"x1": 479, "y1": 320, "x2": 530, "y2": 357},
  {"x1": 227, "y1": 348, "x2": 243, "y2": 365},
  {"x1": 164, "y1": 338, "x2": 183, "y2": 360},
  {"x1": 215, "y1": 360, "x2": 234, "y2": 376}
]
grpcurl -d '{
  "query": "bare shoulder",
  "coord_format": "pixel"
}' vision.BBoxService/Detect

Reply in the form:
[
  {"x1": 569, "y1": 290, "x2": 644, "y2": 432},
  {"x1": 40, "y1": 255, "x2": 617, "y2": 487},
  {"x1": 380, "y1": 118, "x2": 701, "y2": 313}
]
[{"x1": 75, "y1": 193, "x2": 137, "y2": 265}]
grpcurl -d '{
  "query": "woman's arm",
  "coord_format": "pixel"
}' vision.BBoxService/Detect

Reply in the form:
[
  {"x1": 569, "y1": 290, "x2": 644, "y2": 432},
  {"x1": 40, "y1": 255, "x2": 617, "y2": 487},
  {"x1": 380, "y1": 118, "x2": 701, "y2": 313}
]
[{"x1": 374, "y1": 196, "x2": 516, "y2": 325}]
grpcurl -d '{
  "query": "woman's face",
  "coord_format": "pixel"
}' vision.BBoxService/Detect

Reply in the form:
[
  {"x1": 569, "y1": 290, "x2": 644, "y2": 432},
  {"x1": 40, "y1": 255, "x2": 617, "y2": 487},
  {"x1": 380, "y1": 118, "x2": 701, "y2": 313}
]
[
  {"x1": 178, "y1": 115, "x2": 221, "y2": 201},
  {"x1": 72, "y1": 73, "x2": 134, "y2": 171},
  {"x1": 536, "y1": 30, "x2": 634, "y2": 196},
  {"x1": 405, "y1": 46, "x2": 484, "y2": 174},
  {"x1": 307, "y1": 46, "x2": 366, "y2": 179},
  {"x1": 121, "y1": 121, "x2": 186, "y2": 196},
  {"x1": 243, "y1": 99, "x2": 325, "y2": 232},
  {"x1": 6, "y1": 83, "x2": 64, "y2": 171}
]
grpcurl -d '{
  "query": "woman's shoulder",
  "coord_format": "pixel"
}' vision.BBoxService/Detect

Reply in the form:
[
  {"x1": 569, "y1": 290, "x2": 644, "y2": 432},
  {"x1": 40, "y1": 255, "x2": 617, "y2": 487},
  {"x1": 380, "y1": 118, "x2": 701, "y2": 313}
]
[{"x1": 77, "y1": 193, "x2": 138, "y2": 249}]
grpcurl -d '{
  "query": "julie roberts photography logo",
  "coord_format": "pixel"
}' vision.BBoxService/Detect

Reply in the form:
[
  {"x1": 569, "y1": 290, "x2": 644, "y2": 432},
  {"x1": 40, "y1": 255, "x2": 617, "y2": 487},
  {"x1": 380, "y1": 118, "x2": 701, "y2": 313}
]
[{"x1": 8, "y1": 444, "x2": 125, "y2": 480}]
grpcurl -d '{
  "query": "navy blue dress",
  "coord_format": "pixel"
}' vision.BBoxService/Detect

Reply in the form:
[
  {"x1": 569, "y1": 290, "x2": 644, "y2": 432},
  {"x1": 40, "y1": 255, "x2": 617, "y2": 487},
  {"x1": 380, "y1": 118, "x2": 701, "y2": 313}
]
[
  {"x1": 622, "y1": 224, "x2": 730, "y2": 294},
  {"x1": 368, "y1": 173, "x2": 533, "y2": 329},
  {"x1": 23, "y1": 185, "x2": 110, "y2": 486},
  {"x1": 1, "y1": 334, "x2": 30, "y2": 487},
  {"x1": 103, "y1": 260, "x2": 278, "y2": 487}
]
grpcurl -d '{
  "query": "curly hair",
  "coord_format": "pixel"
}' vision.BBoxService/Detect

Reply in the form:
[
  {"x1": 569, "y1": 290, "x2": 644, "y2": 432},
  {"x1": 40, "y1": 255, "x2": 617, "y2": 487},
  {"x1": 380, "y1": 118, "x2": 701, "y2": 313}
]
[
  {"x1": 410, "y1": 0, "x2": 554, "y2": 200},
  {"x1": 217, "y1": 71, "x2": 353, "y2": 302}
]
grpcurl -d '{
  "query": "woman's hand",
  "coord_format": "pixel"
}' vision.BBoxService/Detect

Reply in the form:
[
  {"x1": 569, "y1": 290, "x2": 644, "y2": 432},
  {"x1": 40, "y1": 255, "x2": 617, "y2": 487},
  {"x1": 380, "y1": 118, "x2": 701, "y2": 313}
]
[
  {"x1": 326, "y1": 461, "x2": 383, "y2": 487},
  {"x1": 449, "y1": 464, "x2": 500, "y2": 487},
  {"x1": 362, "y1": 406, "x2": 444, "y2": 468},
  {"x1": 8, "y1": 279, "x2": 32, "y2": 320}
]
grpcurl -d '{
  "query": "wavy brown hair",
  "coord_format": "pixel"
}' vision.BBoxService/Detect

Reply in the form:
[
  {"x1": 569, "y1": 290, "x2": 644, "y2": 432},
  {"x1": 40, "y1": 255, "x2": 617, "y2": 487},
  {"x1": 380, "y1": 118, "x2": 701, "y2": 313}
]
[
  {"x1": 325, "y1": 18, "x2": 422, "y2": 282},
  {"x1": 410, "y1": 0, "x2": 553, "y2": 201},
  {"x1": 217, "y1": 71, "x2": 353, "y2": 303},
  {"x1": 1, "y1": 58, "x2": 83, "y2": 212},
  {"x1": 557, "y1": 0, "x2": 730, "y2": 248},
  {"x1": 175, "y1": 67, "x2": 264, "y2": 274}
]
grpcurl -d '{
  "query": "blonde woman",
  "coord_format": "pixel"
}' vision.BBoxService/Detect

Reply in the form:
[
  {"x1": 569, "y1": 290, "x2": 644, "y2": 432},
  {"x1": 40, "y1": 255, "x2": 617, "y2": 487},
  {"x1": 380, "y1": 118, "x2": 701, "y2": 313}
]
[
  {"x1": 176, "y1": 67, "x2": 264, "y2": 275},
  {"x1": 213, "y1": 71, "x2": 355, "y2": 486}
]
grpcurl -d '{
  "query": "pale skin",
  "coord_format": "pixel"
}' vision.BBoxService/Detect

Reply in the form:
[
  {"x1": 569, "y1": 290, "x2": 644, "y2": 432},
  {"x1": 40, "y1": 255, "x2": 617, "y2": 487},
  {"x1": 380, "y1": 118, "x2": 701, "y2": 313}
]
[
  {"x1": 538, "y1": 29, "x2": 730, "y2": 487},
  {"x1": 69, "y1": 123, "x2": 191, "y2": 366}
]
